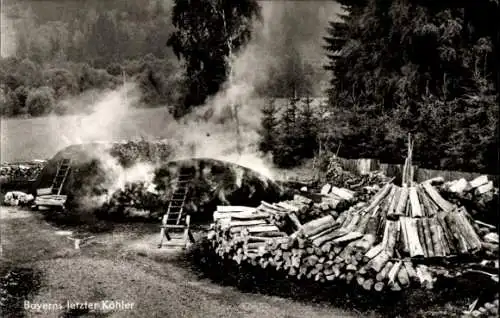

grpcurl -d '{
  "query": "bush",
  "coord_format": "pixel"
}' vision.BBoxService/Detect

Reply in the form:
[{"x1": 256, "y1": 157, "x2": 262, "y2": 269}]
[{"x1": 26, "y1": 86, "x2": 55, "y2": 116}]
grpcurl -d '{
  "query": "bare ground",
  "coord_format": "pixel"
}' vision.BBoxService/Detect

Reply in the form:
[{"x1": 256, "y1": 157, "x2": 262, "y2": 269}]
[{"x1": 0, "y1": 206, "x2": 369, "y2": 318}]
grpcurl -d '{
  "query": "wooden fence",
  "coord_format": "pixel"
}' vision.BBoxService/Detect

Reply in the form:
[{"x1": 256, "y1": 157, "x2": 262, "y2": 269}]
[{"x1": 335, "y1": 157, "x2": 499, "y2": 185}]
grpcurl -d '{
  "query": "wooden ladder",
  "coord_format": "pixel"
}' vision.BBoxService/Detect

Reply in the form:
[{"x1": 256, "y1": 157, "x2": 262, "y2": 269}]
[
  {"x1": 158, "y1": 169, "x2": 195, "y2": 249},
  {"x1": 51, "y1": 158, "x2": 71, "y2": 195}
]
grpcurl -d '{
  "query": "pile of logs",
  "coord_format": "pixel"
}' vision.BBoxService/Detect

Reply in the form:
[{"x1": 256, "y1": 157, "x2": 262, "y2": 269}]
[
  {"x1": 324, "y1": 157, "x2": 391, "y2": 193},
  {"x1": 0, "y1": 160, "x2": 46, "y2": 183},
  {"x1": 208, "y1": 178, "x2": 498, "y2": 292},
  {"x1": 437, "y1": 175, "x2": 498, "y2": 225},
  {"x1": 207, "y1": 136, "x2": 498, "y2": 293},
  {"x1": 244, "y1": 191, "x2": 355, "y2": 228}
]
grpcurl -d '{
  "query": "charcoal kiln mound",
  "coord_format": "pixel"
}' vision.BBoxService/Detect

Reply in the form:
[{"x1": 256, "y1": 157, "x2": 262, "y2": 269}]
[
  {"x1": 153, "y1": 158, "x2": 286, "y2": 223},
  {"x1": 33, "y1": 142, "x2": 285, "y2": 223},
  {"x1": 32, "y1": 141, "x2": 173, "y2": 211}
]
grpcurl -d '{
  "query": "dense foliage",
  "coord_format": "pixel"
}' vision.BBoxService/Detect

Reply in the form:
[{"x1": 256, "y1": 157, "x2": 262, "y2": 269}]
[
  {"x1": 321, "y1": 0, "x2": 499, "y2": 174},
  {"x1": 259, "y1": 97, "x2": 321, "y2": 167},
  {"x1": 0, "y1": 0, "x2": 183, "y2": 117},
  {"x1": 167, "y1": 0, "x2": 261, "y2": 117},
  {"x1": 0, "y1": 55, "x2": 185, "y2": 117}
]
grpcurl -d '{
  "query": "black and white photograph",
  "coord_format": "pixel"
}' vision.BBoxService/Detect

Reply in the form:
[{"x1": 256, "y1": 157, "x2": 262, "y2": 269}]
[{"x1": 0, "y1": 0, "x2": 499, "y2": 317}]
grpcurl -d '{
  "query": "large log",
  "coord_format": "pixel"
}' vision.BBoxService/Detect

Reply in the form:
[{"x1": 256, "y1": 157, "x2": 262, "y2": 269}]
[
  {"x1": 287, "y1": 213, "x2": 302, "y2": 230},
  {"x1": 368, "y1": 251, "x2": 390, "y2": 273},
  {"x1": 409, "y1": 187, "x2": 423, "y2": 218},
  {"x1": 416, "y1": 219, "x2": 429, "y2": 258},
  {"x1": 436, "y1": 215, "x2": 455, "y2": 255},
  {"x1": 403, "y1": 261, "x2": 418, "y2": 282},
  {"x1": 305, "y1": 220, "x2": 339, "y2": 238},
  {"x1": 397, "y1": 265, "x2": 410, "y2": 287},
  {"x1": 388, "y1": 261, "x2": 402, "y2": 285},
  {"x1": 217, "y1": 206, "x2": 257, "y2": 213},
  {"x1": 444, "y1": 211, "x2": 469, "y2": 254},
  {"x1": 385, "y1": 186, "x2": 400, "y2": 219},
  {"x1": 214, "y1": 211, "x2": 269, "y2": 221},
  {"x1": 344, "y1": 214, "x2": 361, "y2": 233},
  {"x1": 312, "y1": 228, "x2": 347, "y2": 247},
  {"x1": 355, "y1": 233, "x2": 376, "y2": 252},
  {"x1": 228, "y1": 220, "x2": 268, "y2": 227},
  {"x1": 240, "y1": 225, "x2": 280, "y2": 234},
  {"x1": 301, "y1": 215, "x2": 336, "y2": 236},
  {"x1": 364, "y1": 243, "x2": 384, "y2": 262},
  {"x1": 476, "y1": 181, "x2": 494, "y2": 195},
  {"x1": 376, "y1": 261, "x2": 394, "y2": 281},
  {"x1": 276, "y1": 202, "x2": 299, "y2": 212},
  {"x1": 395, "y1": 185, "x2": 409, "y2": 216},
  {"x1": 404, "y1": 218, "x2": 425, "y2": 258},
  {"x1": 330, "y1": 187, "x2": 354, "y2": 201},
  {"x1": 384, "y1": 220, "x2": 400, "y2": 257},
  {"x1": 400, "y1": 217, "x2": 410, "y2": 255},
  {"x1": 427, "y1": 217, "x2": 443, "y2": 257},
  {"x1": 364, "y1": 183, "x2": 394, "y2": 213},
  {"x1": 416, "y1": 265, "x2": 434, "y2": 289},
  {"x1": 455, "y1": 209, "x2": 482, "y2": 252},
  {"x1": 422, "y1": 182, "x2": 454, "y2": 212},
  {"x1": 469, "y1": 175, "x2": 489, "y2": 188},
  {"x1": 309, "y1": 226, "x2": 340, "y2": 242},
  {"x1": 332, "y1": 231, "x2": 364, "y2": 244}
]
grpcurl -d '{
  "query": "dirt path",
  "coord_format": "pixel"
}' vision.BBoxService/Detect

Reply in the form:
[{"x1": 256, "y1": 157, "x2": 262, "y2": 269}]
[{"x1": 0, "y1": 207, "x2": 370, "y2": 318}]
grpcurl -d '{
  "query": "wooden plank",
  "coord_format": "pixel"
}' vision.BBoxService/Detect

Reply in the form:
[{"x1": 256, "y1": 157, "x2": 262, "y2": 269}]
[
  {"x1": 228, "y1": 220, "x2": 268, "y2": 227},
  {"x1": 404, "y1": 218, "x2": 425, "y2": 258},
  {"x1": 469, "y1": 175, "x2": 489, "y2": 188},
  {"x1": 422, "y1": 182, "x2": 454, "y2": 212},
  {"x1": 216, "y1": 206, "x2": 256, "y2": 213},
  {"x1": 409, "y1": 187, "x2": 423, "y2": 217},
  {"x1": 395, "y1": 185, "x2": 409, "y2": 216}
]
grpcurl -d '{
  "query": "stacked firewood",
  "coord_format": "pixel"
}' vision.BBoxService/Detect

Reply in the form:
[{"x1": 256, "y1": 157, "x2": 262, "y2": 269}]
[
  {"x1": 248, "y1": 192, "x2": 355, "y2": 227},
  {"x1": 0, "y1": 160, "x2": 46, "y2": 182},
  {"x1": 324, "y1": 157, "x2": 391, "y2": 192},
  {"x1": 207, "y1": 137, "x2": 498, "y2": 295},
  {"x1": 208, "y1": 178, "x2": 498, "y2": 292},
  {"x1": 436, "y1": 175, "x2": 498, "y2": 225}
]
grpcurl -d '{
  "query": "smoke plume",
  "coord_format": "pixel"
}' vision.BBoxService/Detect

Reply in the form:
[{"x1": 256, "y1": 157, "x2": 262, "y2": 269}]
[{"x1": 3, "y1": 1, "x2": 342, "y2": 192}]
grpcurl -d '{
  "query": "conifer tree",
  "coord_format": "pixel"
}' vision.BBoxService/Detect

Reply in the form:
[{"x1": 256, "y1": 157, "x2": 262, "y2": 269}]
[{"x1": 258, "y1": 98, "x2": 278, "y2": 154}]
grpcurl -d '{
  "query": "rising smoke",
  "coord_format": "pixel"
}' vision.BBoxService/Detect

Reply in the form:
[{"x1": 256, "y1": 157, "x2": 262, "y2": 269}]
[
  {"x1": 6, "y1": 1, "x2": 341, "y2": 188},
  {"x1": 170, "y1": 1, "x2": 342, "y2": 177}
]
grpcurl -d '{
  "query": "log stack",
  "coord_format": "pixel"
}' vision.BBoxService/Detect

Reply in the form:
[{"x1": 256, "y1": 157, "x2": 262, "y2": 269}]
[
  {"x1": 437, "y1": 175, "x2": 498, "y2": 226},
  {"x1": 0, "y1": 160, "x2": 46, "y2": 183},
  {"x1": 208, "y1": 178, "x2": 495, "y2": 293},
  {"x1": 324, "y1": 157, "x2": 391, "y2": 194},
  {"x1": 252, "y1": 194, "x2": 350, "y2": 227},
  {"x1": 207, "y1": 137, "x2": 498, "y2": 293}
]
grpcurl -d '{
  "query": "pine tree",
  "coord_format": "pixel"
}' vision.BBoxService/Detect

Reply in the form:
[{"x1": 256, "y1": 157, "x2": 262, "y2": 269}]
[
  {"x1": 259, "y1": 98, "x2": 278, "y2": 154},
  {"x1": 323, "y1": 0, "x2": 498, "y2": 173},
  {"x1": 296, "y1": 95, "x2": 319, "y2": 159},
  {"x1": 273, "y1": 96, "x2": 299, "y2": 167}
]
